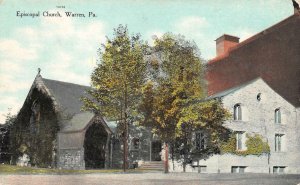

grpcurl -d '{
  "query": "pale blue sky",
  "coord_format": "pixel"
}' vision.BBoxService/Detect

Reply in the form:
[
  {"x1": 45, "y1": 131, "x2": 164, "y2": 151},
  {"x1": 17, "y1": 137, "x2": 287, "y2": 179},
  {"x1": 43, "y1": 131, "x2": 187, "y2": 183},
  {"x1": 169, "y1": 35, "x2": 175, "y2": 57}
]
[{"x1": 0, "y1": 0, "x2": 296, "y2": 123}]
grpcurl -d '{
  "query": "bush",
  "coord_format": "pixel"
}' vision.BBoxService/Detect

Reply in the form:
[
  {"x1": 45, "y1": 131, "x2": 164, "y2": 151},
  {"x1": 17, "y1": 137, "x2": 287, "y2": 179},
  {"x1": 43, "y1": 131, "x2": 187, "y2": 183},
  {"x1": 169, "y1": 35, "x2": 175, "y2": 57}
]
[{"x1": 220, "y1": 133, "x2": 270, "y2": 156}]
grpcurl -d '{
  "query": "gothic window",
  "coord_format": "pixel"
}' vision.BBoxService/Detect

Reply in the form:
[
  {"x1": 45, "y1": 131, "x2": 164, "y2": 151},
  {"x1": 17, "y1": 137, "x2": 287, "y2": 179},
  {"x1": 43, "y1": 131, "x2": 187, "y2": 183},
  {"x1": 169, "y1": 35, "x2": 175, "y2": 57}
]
[
  {"x1": 30, "y1": 99, "x2": 41, "y2": 134},
  {"x1": 195, "y1": 132, "x2": 207, "y2": 150},
  {"x1": 233, "y1": 104, "x2": 242, "y2": 120},
  {"x1": 275, "y1": 108, "x2": 281, "y2": 124}
]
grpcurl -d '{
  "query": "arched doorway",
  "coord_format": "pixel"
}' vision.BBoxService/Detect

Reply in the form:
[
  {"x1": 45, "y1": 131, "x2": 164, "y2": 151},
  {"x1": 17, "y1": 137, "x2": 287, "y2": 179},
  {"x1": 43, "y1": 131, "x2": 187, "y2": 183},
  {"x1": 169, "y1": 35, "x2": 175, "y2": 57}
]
[{"x1": 84, "y1": 123, "x2": 108, "y2": 169}]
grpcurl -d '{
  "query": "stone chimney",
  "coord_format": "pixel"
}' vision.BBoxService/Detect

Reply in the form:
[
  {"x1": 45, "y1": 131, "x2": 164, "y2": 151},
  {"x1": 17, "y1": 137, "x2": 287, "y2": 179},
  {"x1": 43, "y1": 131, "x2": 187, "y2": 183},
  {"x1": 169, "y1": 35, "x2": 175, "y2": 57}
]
[{"x1": 215, "y1": 34, "x2": 240, "y2": 57}]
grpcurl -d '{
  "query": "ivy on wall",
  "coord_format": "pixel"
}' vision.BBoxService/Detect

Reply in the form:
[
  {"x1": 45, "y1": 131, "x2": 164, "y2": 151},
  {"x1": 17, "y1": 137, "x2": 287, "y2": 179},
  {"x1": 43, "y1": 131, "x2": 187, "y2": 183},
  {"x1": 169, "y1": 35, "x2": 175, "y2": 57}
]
[
  {"x1": 220, "y1": 133, "x2": 270, "y2": 156},
  {"x1": 9, "y1": 88, "x2": 60, "y2": 168}
]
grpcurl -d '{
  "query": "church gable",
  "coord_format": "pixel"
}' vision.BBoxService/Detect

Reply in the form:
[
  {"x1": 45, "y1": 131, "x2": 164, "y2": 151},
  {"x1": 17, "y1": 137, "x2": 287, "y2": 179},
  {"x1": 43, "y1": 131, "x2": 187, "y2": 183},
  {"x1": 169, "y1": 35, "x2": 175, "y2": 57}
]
[{"x1": 11, "y1": 76, "x2": 60, "y2": 167}]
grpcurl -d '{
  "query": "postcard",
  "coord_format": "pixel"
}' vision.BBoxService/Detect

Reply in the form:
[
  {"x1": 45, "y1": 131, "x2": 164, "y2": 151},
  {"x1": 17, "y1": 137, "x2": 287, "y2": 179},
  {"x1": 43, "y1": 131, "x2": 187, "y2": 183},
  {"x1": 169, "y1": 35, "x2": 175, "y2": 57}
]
[{"x1": 0, "y1": 0, "x2": 300, "y2": 184}]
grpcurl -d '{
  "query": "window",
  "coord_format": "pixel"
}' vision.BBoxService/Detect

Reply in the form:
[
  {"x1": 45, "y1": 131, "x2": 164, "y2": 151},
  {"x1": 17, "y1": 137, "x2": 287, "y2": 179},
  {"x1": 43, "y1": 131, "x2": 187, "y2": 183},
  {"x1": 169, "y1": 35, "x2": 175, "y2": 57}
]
[
  {"x1": 273, "y1": 166, "x2": 285, "y2": 174},
  {"x1": 232, "y1": 166, "x2": 246, "y2": 173},
  {"x1": 275, "y1": 108, "x2": 281, "y2": 124},
  {"x1": 195, "y1": 132, "x2": 207, "y2": 150},
  {"x1": 30, "y1": 99, "x2": 41, "y2": 134},
  {"x1": 131, "y1": 138, "x2": 140, "y2": 150},
  {"x1": 199, "y1": 166, "x2": 207, "y2": 173},
  {"x1": 275, "y1": 134, "x2": 284, "y2": 152},
  {"x1": 234, "y1": 104, "x2": 242, "y2": 120},
  {"x1": 236, "y1": 132, "x2": 246, "y2": 151}
]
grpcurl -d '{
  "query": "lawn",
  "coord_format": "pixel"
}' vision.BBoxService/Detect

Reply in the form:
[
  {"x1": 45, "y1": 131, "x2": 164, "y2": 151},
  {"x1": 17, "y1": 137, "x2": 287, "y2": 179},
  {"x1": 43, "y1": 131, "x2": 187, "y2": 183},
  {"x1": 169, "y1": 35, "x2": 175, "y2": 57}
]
[{"x1": 0, "y1": 164, "x2": 140, "y2": 174}]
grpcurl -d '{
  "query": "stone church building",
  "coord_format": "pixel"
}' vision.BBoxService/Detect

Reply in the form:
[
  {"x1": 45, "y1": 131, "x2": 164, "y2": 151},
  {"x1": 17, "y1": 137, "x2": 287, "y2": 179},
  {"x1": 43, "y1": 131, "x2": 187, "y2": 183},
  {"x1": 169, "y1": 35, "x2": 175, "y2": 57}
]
[
  {"x1": 13, "y1": 73, "x2": 160, "y2": 169},
  {"x1": 12, "y1": 11, "x2": 300, "y2": 173}
]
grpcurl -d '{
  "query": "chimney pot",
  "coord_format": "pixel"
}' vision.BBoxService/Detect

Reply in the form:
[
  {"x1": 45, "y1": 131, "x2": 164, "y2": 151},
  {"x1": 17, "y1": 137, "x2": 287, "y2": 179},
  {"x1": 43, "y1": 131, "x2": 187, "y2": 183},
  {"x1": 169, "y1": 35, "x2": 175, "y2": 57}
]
[{"x1": 216, "y1": 34, "x2": 240, "y2": 57}]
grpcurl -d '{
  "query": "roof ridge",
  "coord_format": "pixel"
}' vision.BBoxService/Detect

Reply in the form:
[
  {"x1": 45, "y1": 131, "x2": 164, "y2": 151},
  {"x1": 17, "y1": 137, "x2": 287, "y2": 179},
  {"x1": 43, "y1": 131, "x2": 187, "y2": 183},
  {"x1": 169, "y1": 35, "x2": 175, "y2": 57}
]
[
  {"x1": 207, "y1": 77, "x2": 262, "y2": 99},
  {"x1": 42, "y1": 78, "x2": 90, "y2": 88},
  {"x1": 209, "y1": 13, "x2": 299, "y2": 63}
]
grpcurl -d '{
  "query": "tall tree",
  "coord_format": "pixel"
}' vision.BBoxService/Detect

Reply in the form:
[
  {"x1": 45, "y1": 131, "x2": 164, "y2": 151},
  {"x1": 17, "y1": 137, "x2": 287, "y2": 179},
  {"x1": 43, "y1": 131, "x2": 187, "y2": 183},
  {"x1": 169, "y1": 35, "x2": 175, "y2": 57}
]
[
  {"x1": 1, "y1": 112, "x2": 15, "y2": 164},
  {"x1": 140, "y1": 33, "x2": 229, "y2": 173},
  {"x1": 81, "y1": 25, "x2": 148, "y2": 171}
]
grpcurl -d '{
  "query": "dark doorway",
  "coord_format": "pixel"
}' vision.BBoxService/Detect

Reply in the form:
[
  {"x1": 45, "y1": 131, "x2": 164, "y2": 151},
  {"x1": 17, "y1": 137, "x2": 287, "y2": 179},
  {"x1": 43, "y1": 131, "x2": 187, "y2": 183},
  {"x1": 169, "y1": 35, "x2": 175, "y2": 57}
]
[
  {"x1": 151, "y1": 141, "x2": 162, "y2": 161},
  {"x1": 84, "y1": 123, "x2": 108, "y2": 169}
]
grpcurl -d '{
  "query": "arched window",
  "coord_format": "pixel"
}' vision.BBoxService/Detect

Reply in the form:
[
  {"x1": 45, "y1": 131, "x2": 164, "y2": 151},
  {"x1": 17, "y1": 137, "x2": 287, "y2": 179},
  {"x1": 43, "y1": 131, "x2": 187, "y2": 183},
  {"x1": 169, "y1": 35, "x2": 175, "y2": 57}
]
[
  {"x1": 131, "y1": 138, "x2": 140, "y2": 150},
  {"x1": 234, "y1": 104, "x2": 242, "y2": 120},
  {"x1": 275, "y1": 108, "x2": 281, "y2": 124}
]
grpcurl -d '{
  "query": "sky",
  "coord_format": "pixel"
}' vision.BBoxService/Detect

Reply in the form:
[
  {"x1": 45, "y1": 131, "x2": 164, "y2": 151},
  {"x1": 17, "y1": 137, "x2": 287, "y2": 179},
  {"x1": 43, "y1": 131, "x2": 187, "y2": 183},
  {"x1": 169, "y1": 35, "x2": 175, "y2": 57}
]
[{"x1": 0, "y1": 0, "x2": 297, "y2": 123}]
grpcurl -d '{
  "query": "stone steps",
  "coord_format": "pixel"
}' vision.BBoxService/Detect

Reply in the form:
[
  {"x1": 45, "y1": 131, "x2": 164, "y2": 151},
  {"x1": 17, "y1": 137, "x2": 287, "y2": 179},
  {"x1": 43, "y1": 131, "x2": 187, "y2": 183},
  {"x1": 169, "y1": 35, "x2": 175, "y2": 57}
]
[{"x1": 138, "y1": 161, "x2": 164, "y2": 171}]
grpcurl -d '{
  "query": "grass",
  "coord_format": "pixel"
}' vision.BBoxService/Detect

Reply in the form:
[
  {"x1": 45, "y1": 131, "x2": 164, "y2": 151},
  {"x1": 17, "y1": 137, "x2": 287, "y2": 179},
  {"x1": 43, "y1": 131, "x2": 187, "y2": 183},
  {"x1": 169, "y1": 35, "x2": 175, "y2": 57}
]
[{"x1": 0, "y1": 164, "x2": 146, "y2": 174}]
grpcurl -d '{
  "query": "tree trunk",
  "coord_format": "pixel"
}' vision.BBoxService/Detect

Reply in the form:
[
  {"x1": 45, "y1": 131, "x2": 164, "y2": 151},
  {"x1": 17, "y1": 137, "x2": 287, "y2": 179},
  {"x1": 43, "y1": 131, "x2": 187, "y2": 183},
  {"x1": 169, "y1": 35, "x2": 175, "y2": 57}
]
[
  {"x1": 123, "y1": 121, "x2": 128, "y2": 172},
  {"x1": 183, "y1": 159, "x2": 186, "y2": 172},
  {"x1": 164, "y1": 142, "x2": 169, "y2": 173},
  {"x1": 123, "y1": 84, "x2": 129, "y2": 172}
]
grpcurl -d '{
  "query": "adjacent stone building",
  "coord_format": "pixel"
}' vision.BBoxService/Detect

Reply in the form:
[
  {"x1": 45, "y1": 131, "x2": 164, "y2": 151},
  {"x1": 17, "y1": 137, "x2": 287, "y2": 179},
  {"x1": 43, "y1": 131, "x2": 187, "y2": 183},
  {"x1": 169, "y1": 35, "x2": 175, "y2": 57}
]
[
  {"x1": 174, "y1": 12, "x2": 300, "y2": 174},
  {"x1": 170, "y1": 78, "x2": 300, "y2": 173}
]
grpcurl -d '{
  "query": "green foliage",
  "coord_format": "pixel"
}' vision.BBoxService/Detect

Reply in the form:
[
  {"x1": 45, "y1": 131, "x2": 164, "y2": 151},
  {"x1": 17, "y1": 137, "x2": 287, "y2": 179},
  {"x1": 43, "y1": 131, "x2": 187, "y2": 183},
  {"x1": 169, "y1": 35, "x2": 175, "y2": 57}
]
[
  {"x1": 140, "y1": 33, "x2": 207, "y2": 142},
  {"x1": 220, "y1": 134, "x2": 236, "y2": 154},
  {"x1": 245, "y1": 134, "x2": 270, "y2": 155},
  {"x1": 220, "y1": 133, "x2": 270, "y2": 156},
  {"x1": 81, "y1": 25, "x2": 148, "y2": 129}
]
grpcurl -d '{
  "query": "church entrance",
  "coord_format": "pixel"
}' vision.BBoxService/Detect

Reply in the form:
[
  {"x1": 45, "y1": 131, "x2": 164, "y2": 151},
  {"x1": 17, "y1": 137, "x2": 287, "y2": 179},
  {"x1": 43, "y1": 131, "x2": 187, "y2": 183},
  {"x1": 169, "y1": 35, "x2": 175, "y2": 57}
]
[
  {"x1": 84, "y1": 123, "x2": 108, "y2": 169},
  {"x1": 151, "y1": 141, "x2": 162, "y2": 161}
]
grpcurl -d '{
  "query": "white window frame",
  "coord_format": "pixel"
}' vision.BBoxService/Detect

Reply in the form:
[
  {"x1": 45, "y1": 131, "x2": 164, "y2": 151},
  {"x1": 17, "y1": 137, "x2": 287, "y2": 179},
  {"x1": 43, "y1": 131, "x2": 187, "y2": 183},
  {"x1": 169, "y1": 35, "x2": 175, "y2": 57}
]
[
  {"x1": 273, "y1": 166, "x2": 285, "y2": 174},
  {"x1": 275, "y1": 108, "x2": 281, "y2": 124},
  {"x1": 234, "y1": 104, "x2": 242, "y2": 121},
  {"x1": 275, "y1": 134, "x2": 284, "y2": 152},
  {"x1": 231, "y1": 166, "x2": 247, "y2": 173}
]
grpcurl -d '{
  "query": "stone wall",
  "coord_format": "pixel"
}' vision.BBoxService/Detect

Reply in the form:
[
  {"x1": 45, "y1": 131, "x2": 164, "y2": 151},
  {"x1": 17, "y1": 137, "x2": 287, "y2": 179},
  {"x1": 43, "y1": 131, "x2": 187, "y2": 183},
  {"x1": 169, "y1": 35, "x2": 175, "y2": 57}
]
[
  {"x1": 169, "y1": 154, "x2": 269, "y2": 173},
  {"x1": 221, "y1": 79, "x2": 300, "y2": 173},
  {"x1": 128, "y1": 125, "x2": 152, "y2": 164},
  {"x1": 58, "y1": 148, "x2": 85, "y2": 170}
]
